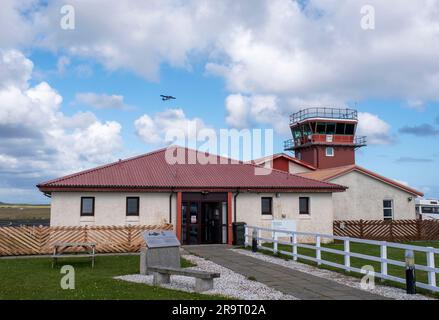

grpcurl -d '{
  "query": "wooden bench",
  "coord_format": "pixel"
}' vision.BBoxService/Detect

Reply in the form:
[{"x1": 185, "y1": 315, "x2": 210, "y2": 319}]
[
  {"x1": 52, "y1": 242, "x2": 96, "y2": 268},
  {"x1": 148, "y1": 266, "x2": 220, "y2": 292}
]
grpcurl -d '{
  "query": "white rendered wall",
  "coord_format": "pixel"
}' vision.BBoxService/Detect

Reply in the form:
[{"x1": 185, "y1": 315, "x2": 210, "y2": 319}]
[
  {"x1": 50, "y1": 192, "x2": 174, "y2": 227},
  {"x1": 330, "y1": 171, "x2": 417, "y2": 221},
  {"x1": 232, "y1": 192, "x2": 334, "y2": 243},
  {"x1": 289, "y1": 162, "x2": 313, "y2": 174}
]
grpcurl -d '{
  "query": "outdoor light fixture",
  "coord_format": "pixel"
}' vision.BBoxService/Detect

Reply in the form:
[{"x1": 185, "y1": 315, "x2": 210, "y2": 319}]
[
  {"x1": 408, "y1": 197, "x2": 413, "y2": 202},
  {"x1": 276, "y1": 193, "x2": 281, "y2": 198}
]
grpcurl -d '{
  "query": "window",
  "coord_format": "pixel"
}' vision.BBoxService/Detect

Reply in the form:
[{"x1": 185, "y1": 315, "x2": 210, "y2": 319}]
[
  {"x1": 422, "y1": 206, "x2": 439, "y2": 214},
  {"x1": 303, "y1": 124, "x2": 312, "y2": 137},
  {"x1": 383, "y1": 200, "x2": 393, "y2": 220},
  {"x1": 299, "y1": 197, "x2": 310, "y2": 215},
  {"x1": 81, "y1": 197, "x2": 95, "y2": 216},
  {"x1": 326, "y1": 147, "x2": 334, "y2": 157},
  {"x1": 326, "y1": 123, "x2": 336, "y2": 134},
  {"x1": 126, "y1": 197, "x2": 140, "y2": 216},
  {"x1": 316, "y1": 123, "x2": 326, "y2": 134},
  {"x1": 335, "y1": 123, "x2": 346, "y2": 135},
  {"x1": 345, "y1": 124, "x2": 355, "y2": 135},
  {"x1": 261, "y1": 197, "x2": 273, "y2": 215}
]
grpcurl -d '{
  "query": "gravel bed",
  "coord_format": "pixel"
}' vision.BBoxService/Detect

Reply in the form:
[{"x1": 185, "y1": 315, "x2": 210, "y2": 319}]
[
  {"x1": 233, "y1": 249, "x2": 435, "y2": 300},
  {"x1": 114, "y1": 254, "x2": 297, "y2": 300}
]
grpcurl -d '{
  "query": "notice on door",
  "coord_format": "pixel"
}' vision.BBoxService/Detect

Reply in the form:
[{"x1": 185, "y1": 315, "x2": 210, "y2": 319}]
[{"x1": 191, "y1": 215, "x2": 197, "y2": 224}]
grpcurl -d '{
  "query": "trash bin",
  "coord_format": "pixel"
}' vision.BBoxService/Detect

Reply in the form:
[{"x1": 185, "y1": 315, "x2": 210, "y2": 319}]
[{"x1": 232, "y1": 222, "x2": 246, "y2": 246}]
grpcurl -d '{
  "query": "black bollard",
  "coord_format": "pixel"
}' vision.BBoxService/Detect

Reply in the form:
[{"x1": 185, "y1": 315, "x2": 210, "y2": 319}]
[
  {"x1": 405, "y1": 250, "x2": 416, "y2": 294},
  {"x1": 252, "y1": 229, "x2": 258, "y2": 252}
]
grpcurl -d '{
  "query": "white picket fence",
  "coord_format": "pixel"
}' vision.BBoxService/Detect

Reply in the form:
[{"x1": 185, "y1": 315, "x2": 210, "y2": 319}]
[{"x1": 244, "y1": 225, "x2": 439, "y2": 293}]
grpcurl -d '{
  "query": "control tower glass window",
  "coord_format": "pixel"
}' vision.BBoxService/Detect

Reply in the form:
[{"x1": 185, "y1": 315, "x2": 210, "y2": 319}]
[
  {"x1": 336, "y1": 123, "x2": 346, "y2": 135},
  {"x1": 345, "y1": 124, "x2": 355, "y2": 135},
  {"x1": 303, "y1": 124, "x2": 312, "y2": 137},
  {"x1": 326, "y1": 123, "x2": 336, "y2": 134},
  {"x1": 316, "y1": 123, "x2": 326, "y2": 134},
  {"x1": 293, "y1": 128, "x2": 302, "y2": 139}
]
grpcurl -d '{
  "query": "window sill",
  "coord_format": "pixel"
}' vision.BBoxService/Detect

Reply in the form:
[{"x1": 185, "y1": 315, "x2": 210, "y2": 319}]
[
  {"x1": 126, "y1": 216, "x2": 140, "y2": 222},
  {"x1": 298, "y1": 214, "x2": 311, "y2": 220},
  {"x1": 261, "y1": 215, "x2": 273, "y2": 220},
  {"x1": 80, "y1": 216, "x2": 95, "y2": 222}
]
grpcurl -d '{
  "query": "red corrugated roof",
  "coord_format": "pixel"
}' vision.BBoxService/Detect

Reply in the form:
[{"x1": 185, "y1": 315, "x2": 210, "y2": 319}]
[{"x1": 37, "y1": 146, "x2": 345, "y2": 192}]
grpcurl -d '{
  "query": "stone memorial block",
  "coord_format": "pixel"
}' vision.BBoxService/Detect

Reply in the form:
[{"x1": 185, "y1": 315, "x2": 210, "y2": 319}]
[{"x1": 140, "y1": 231, "x2": 181, "y2": 275}]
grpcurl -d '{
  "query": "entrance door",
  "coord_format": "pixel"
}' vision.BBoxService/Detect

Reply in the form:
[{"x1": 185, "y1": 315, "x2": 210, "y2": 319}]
[
  {"x1": 202, "y1": 203, "x2": 222, "y2": 244},
  {"x1": 181, "y1": 193, "x2": 228, "y2": 245}
]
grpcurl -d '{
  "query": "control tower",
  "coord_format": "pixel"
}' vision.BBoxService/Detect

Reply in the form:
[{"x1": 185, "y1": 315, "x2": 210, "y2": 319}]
[{"x1": 284, "y1": 107, "x2": 367, "y2": 169}]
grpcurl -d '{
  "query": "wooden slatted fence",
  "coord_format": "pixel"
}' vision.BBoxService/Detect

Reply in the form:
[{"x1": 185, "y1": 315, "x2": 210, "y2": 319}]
[
  {"x1": 0, "y1": 224, "x2": 173, "y2": 256},
  {"x1": 334, "y1": 219, "x2": 439, "y2": 242}
]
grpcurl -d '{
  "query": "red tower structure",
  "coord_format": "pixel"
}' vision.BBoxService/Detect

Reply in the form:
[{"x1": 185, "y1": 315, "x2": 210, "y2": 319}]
[{"x1": 284, "y1": 108, "x2": 367, "y2": 169}]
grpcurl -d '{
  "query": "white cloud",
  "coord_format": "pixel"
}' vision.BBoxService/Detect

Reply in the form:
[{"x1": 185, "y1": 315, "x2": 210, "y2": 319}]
[
  {"x1": 0, "y1": 49, "x2": 33, "y2": 89},
  {"x1": 357, "y1": 112, "x2": 393, "y2": 145},
  {"x1": 2, "y1": 0, "x2": 434, "y2": 136},
  {"x1": 0, "y1": 50, "x2": 123, "y2": 183},
  {"x1": 0, "y1": 0, "x2": 36, "y2": 49},
  {"x1": 75, "y1": 92, "x2": 128, "y2": 110},
  {"x1": 135, "y1": 108, "x2": 209, "y2": 145},
  {"x1": 225, "y1": 94, "x2": 250, "y2": 129},
  {"x1": 225, "y1": 94, "x2": 288, "y2": 134}
]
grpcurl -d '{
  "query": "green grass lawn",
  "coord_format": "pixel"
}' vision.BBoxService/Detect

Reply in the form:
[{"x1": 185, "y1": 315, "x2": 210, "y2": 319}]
[
  {"x1": 253, "y1": 240, "x2": 439, "y2": 296},
  {"x1": 0, "y1": 255, "x2": 225, "y2": 300}
]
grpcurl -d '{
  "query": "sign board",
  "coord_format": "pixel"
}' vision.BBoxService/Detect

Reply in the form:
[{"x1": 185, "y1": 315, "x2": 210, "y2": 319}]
[
  {"x1": 143, "y1": 230, "x2": 180, "y2": 248},
  {"x1": 271, "y1": 220, "x2": 296, "y2": 237}
]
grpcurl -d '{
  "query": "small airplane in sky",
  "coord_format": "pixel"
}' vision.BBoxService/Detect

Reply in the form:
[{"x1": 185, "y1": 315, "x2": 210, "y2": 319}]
[{"x1": 160, "y1": 95, "x2": 176, "y2": 101}]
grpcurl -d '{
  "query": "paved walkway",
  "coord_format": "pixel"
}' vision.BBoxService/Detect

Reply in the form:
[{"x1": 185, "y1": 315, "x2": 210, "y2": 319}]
[{"x1": 183, "y1": 245, "x2": 389, "y2": 300}]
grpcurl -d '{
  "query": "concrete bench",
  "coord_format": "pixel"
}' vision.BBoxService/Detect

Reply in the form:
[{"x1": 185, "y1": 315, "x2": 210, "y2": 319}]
[{"x1": 148, "y1": 266, "x2": 220, "y2": 292}]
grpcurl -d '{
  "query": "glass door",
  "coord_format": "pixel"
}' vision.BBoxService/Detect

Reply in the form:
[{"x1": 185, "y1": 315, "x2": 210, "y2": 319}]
[
  {"x1": 202, "y1": 202, "x2": 222, "y2": 244},
  {"x1": 188, "y1": 202, "x2": 199, "y2": 244}
]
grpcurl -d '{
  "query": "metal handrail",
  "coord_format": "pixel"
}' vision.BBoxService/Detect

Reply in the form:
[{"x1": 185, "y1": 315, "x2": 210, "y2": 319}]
[
  {"x1": 290, "y1": 108, "x2": 358, "y2": 125},
  {"x1": 284, "y1": 136, "x2": 367, "y2": 150}
]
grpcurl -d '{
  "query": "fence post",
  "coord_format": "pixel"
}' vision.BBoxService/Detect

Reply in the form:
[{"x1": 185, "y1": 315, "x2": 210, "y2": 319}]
[
  {"x1": 257, "y1": 229, "x2": 262, "y2": 246},
  {"x1": 344, "y1": 238, "x2": 350, "y2": 272},
  {"x1": 380, "y1": 241, "x2": 388, "y2": 281},
  {"x1": 316, "y1": 235, "x2": 321, "y2": 266},
  {"x1": 292, "y1": 233, "x2": 298, "y2": 261},
  {"x1": 244, "y1": 226, "x2": 249, "y2": 247},
  {"x1": 273, "y1": 231, "x2": 278, "y2": 254},
  {"x1": 427, "y1": 248, "x2": 436, "y2": 289}
]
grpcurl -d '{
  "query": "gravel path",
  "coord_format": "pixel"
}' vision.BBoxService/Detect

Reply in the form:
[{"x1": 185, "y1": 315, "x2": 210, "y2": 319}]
[
  {"x1": 233, "y1": 249, "x2": 435, "y2": 300},
  {"x1": 114, "y1": 254, "x2": 297, "y2": 300}
]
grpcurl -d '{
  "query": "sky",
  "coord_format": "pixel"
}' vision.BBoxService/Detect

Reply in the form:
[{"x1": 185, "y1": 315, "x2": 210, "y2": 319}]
[{"x1": 0, "y1": 0, "x2": 438, "y2": 204}]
